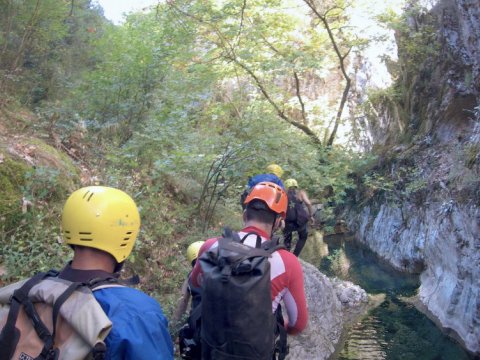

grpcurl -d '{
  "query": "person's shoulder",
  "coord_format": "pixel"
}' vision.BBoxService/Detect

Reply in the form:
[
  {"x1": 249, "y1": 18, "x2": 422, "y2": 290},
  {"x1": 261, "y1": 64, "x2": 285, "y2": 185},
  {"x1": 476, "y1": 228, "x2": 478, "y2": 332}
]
[
  {"x1": 275, "y1": 249, "x2": 303, "y2": 271},
  {"x1": 205, "y1": 236, "x2": 221, "y2": 248},
  {"x1": 299, "y1": 189, "x2": 311, "y2": 200},
  {"x1": 194, "y1": 237, "x2": 219, "y2": 260},
  {"x1": 95, "y1": 286, "x2": 162, "y2": 312},
  {"x1": 276, "y1": 247, "x2": 298, "y2": 259}
]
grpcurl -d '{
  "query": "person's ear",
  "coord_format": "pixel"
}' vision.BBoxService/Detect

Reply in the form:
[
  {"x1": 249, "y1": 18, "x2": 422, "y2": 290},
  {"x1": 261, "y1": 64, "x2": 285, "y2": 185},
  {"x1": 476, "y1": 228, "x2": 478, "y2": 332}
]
[{"x1": 273, "y1": 216, "x2": 282, "y2": 231}]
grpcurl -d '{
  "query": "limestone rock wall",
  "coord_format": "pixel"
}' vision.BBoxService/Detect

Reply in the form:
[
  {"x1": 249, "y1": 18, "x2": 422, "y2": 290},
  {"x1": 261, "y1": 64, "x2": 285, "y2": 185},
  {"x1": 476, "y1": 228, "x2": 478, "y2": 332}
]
[
  {"x1": 348, "y1": 202, "x2": 480, "y2": 353},
  {"x1": 347, "y1": 0, "x2": 480, "y2": 354}
]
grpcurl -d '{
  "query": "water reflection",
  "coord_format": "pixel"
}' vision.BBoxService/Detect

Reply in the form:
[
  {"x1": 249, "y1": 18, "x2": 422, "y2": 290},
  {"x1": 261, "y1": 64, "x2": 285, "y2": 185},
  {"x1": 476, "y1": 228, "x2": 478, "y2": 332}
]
[{"x1": 300, "y1": 231, "x2": 475, "y2": 360}]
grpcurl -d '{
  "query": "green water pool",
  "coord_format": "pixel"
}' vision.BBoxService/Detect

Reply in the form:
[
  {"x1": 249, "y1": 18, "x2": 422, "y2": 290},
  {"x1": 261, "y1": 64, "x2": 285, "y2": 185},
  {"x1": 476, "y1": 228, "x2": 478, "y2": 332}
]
[{"x1": 301, "y1": 233, "x2": 476, "y2": 360}]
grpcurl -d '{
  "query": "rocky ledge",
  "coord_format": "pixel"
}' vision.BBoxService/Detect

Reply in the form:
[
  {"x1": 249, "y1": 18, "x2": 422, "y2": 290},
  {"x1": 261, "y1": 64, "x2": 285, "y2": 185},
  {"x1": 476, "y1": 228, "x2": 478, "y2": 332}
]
[{"x1": 287, "y1": 260, "x2": 368, "y2": 360}]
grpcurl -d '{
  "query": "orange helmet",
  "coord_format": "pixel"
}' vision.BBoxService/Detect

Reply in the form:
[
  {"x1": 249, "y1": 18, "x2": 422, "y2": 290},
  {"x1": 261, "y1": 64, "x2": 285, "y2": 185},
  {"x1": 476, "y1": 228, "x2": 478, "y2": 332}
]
[{"x1": 244, "y1": 181, "x2": 288, "y2": 219}]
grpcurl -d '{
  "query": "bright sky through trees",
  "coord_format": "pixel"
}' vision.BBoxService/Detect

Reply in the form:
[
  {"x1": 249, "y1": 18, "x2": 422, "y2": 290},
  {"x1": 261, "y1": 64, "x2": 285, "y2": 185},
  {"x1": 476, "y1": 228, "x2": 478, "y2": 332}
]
[
  {"x1": 93, "y1": 0, "x2": 405, "y2": 147},
  {"x1": 94, "y1": 0, "x2": 159, "y2": 24}
]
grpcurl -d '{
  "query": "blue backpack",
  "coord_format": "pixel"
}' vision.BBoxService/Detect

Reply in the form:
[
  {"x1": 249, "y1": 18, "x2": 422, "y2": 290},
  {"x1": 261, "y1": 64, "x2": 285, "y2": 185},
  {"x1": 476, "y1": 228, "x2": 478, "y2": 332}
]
[{"x1": 247, "y1": 174, "x2": 284, "y2": 189}]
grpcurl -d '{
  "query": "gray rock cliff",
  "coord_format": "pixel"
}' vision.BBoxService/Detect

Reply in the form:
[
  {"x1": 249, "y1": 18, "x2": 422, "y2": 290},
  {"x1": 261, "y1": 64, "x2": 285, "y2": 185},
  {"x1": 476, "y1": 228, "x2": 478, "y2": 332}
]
[{"x1": 347, "y1": 0, "x2": 480, "y2": 354}]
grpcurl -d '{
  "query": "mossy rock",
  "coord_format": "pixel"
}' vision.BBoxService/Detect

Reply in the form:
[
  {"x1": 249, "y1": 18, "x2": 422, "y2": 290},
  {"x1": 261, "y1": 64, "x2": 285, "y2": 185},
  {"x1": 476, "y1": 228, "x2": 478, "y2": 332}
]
[
  {"x1": 29, "y1": 139, "x2": 79, "y2": 177},
  {"x1": 0, "y1": 137, "x2": 81, "y2": 232},
  {"x1": 25, "y1": 139, "x2": 80, "y2": 201}
]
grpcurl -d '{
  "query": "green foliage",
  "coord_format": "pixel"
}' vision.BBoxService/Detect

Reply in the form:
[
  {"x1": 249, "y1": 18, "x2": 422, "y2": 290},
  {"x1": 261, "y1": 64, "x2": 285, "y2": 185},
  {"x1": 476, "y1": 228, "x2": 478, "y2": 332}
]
[
  {"x1": 0, "y1": 162, "x2": 70, "y2": 282},
  {"x1": 0, "y1": 135, "x2": 81, "y2": 282},
  {"x1": 317, "y1": 148, "x2": 370, "y2": 200},
  {"x1": 69, "y1": 7, "x2": 214, "y2": 147},
  {"x1": 164, "y1": 0, "x2": 358, "y2": 146},
  {"x1": 23, "y1": 166, "x2": 67, "y2": 203},
  {"x1": 362, "y1": 172, "x2": 395, "y2": 193},
  {"x1": 376, "y1": 3, "x2": 440, "y2": 78},
  {"x1": 364, "y1": 2, "x2": 441, "y2": 139},
  {"x1": 0, "y1": 155, "x2": 29, "y2": 231},
  {"x1": 404, "y1": 177, "x2": 427, "y2": 196},
  {"x1": 1, "y1": 210, "x2": 68, "y2": 282},
  {"x1": 0, "y1": 0, "x2": 106, "y2": 105},
  {"x1": 361, "y1": 163, "x2": 428, "y2": 206}
]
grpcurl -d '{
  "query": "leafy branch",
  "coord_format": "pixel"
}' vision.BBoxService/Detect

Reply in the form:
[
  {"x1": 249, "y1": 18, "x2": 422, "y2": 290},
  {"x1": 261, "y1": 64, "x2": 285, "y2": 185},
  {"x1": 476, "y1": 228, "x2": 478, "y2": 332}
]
[
  {"x1": 303, "y1": 0, "x2": 352, "y2": 147},
  {"x1": 166, "y1": 0, "x2": 323, "y2": 148}
]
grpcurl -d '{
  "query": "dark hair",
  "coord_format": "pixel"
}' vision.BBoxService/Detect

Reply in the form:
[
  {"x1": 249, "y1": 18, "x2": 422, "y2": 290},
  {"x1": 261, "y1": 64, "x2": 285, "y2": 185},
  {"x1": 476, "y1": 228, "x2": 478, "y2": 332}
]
[{"x1": 245, "y1": 200, "x2": 276, "y2": 223}]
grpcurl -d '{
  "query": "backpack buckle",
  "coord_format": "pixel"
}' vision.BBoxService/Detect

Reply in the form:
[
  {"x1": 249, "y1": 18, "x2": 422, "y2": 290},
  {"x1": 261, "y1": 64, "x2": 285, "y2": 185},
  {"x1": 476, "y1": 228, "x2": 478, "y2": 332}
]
[{"x1": 92, "y1": 342, "x2": 106, "y2": 360}]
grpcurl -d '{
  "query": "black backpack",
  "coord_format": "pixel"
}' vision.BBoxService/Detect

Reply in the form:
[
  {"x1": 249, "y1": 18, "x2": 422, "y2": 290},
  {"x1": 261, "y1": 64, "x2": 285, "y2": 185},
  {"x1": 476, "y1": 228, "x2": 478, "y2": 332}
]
[
  {"x1": 286, "y1": 189, "x2": 309, "y2": 227},
  {"x1": 198, "y1": 227, "x2": 288, "y2": 360}
]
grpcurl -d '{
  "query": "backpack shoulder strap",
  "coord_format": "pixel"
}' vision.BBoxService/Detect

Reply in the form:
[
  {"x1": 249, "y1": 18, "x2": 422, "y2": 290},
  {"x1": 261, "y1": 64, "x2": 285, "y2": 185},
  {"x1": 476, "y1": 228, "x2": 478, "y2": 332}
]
[
  {"x1": 51, "y1": 281, "x2": 85, "y2": 340},
  {"x1": 274, "y1": 305, "x2": 289, "y2": 360},
  {"x1": 240, "y1": 232, "x2": 262, "y2": 248},
  {"x1": 217, "y1": 237, "x2": 270, "y2": 261},
  {"x1": 261, "y1": 236, "x2": 286, "y2": 255},
  {"x1": 215, "y1": 227, "x2": 270, "y2": 269},
  {"x1": 230, "y1": 227, "x2": 283, "y2": 255},
  {"x1": 188, "y1": 301, "x2": 202, "y2": 328},
  {"x1": 88, "y1": 274, "x2": 140, "y2": 291}
]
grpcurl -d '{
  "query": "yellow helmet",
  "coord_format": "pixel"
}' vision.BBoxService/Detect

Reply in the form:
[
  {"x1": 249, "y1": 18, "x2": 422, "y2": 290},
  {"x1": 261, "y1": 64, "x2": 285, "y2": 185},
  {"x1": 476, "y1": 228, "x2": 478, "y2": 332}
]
[
  {"x1": 186, "y1": 241, "x2": 205, "y2": 265},
  {"x1": 266, "y1": 164, "x2": 283, "y2": 178},
  {"x1": 61, "y1": 186, "x2": 141, "y2": 263},
  {"x1": 284, "y1": 178, "x2": 298, "y2": 189}
]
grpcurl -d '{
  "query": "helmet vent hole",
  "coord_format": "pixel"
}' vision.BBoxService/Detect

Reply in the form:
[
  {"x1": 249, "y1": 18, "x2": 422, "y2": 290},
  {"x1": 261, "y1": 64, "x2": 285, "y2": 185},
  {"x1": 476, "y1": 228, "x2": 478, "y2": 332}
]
[
  {"x1": 126, "y1": 231, "x2": 133, "y2": 235},
  {"x1": 120, "y1": 243, "x2": 128, "y2": 247},
  {"x1": 78, "y1": 231, "x2": 92, "y2": 241},
  {"x1": 82, "y1": 191, "x2": 95, "y2": 201},
  {"x1": 123, "y1": 237, "x2": 130, "y2": 241},
  {"x1": 275, "y1": 192, "x2": 281, "y2": 203}
]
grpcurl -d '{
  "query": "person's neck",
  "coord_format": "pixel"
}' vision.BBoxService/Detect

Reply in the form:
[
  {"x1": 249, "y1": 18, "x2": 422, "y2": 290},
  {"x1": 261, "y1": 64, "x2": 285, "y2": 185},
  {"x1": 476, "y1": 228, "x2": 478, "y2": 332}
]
[
  {"x1": 71, "y1": 247, "x2": 115, "y2": 273},
  {"x1": 243, "y1": 220, "x2": 273, "y2": 236}
]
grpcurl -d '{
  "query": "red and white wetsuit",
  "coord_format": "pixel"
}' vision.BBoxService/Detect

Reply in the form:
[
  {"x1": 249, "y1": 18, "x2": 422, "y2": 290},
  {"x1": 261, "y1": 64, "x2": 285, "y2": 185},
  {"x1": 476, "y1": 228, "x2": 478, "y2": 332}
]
[{"x1": 190, "y1": 226, "x2": 308, "y2": 335}]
